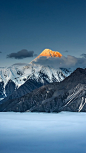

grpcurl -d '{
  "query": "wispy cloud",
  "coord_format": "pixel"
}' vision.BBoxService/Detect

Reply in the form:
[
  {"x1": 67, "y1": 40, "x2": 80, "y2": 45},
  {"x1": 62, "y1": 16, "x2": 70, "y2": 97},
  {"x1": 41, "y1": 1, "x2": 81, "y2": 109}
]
[
  {"x1": 7, "y1": 49, "x2": 37, "y2": 59},
  {"x1": 32, "y1": 55, "x2": 86, "y2": 69}
]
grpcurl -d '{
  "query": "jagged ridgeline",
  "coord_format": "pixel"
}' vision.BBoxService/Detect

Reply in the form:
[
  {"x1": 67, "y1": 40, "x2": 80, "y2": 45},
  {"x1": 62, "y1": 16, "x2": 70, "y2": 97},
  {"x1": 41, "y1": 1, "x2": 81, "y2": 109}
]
[{"x1": 0, "y1": 68, "x2": 86, "y2": 112}]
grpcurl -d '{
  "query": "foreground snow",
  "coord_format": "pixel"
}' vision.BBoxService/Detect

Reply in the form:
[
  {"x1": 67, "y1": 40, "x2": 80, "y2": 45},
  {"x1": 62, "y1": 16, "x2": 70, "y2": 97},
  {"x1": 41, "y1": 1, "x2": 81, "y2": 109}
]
[{"x1": 0, "y1": 112, "x2": 86, "y2": 153}]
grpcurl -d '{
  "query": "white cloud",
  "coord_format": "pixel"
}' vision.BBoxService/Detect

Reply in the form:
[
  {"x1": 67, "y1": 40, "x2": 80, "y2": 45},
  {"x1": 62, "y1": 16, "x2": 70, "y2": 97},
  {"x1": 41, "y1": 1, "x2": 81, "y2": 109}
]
[{"x1": 32, "y1": 55, "x2": 86, "y2": 69}]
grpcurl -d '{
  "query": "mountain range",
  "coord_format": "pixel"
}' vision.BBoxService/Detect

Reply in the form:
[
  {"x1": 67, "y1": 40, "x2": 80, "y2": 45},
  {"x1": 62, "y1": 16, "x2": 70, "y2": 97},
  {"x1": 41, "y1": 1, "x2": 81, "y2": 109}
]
[
  {"x1": 0, "y1": 49, "x2": 86, "y2": 112},
  {"x1": 0, "y1": 68, "x2": 86, "y2": 112},
  {"x1": 0, "y1": 49, "x2": 71, "y2": 101}
]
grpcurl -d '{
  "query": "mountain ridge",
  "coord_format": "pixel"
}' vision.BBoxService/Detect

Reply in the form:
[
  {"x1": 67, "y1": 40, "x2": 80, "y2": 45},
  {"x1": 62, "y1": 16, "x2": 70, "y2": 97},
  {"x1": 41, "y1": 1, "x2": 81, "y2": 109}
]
[{"x1": 0, "y1": 68, "x2": 86, "y2": 112}]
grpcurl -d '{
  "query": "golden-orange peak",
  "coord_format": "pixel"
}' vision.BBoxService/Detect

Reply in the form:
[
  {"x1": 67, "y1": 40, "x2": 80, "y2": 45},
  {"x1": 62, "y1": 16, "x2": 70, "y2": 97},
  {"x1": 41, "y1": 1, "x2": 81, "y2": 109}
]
[{"x1": 37, "y1": 49, "x2": 62, "y2": 58}]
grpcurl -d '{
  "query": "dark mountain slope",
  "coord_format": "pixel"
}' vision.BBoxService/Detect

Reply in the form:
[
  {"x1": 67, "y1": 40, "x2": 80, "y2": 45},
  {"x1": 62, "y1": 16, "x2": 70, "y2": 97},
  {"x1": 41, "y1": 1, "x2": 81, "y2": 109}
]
[
  {"x1": 0, "y1": 78, "x2": 43, "y2": 104},
  {"x1": 0, "y1": 68, "x2": 86, "y2": 112}
]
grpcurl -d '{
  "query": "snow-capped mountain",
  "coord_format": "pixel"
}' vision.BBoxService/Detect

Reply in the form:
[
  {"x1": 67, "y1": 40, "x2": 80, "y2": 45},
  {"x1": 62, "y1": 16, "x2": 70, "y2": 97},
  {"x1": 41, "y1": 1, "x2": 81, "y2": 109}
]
[
  {"x1": 0, "y1": 63, "x2": 71, "y2": 101},
  {"x1": 0, "y1": 48, "x2": 86, "y2": 112},
  {"x1": 0, "y1": 49, "x2": 72, "y2": 101}
]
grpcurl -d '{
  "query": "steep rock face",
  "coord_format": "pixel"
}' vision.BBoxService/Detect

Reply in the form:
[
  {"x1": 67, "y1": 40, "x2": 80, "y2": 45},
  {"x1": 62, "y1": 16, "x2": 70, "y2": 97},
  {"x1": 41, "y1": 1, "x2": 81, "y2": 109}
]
[
  {"x1": 0, "y1": 80, "x2": 16, "y2": 101},
  {"x1": 0, "y1": 68, "x2": 86, "y2": 112},
  {"x1": 5, "y1": 80, "x2": 16, "y2": 97},
  {"x1": 0, "y1": 80, "x2": 17, "y2": 102},
  {"x1": 0, "y1": 81, "x2": 4, "y2": 100},
  {"x1": 60, "y1": 84, "x2": 86, "y2": 112},
  {"x1": 59, "y1": 68, "x2": 86, "y2": 90}
]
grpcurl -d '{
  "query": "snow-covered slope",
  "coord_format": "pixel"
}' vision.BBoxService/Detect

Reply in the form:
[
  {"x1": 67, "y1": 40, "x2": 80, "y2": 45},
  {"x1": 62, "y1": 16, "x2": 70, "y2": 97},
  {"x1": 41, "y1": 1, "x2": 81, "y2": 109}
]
[
  {"x1": 0, "y1": 63, "x2": 71, "y2": 101},
  {"x1": 0, "y1": 64, "x2": 27, "y2": 87}
]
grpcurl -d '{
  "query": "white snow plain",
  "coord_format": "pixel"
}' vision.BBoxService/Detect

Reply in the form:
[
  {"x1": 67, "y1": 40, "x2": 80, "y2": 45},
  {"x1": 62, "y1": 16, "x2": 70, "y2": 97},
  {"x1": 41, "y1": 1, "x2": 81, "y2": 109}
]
[{"x1": 0, "y1": 112, "x2": 86, "y2": 153}]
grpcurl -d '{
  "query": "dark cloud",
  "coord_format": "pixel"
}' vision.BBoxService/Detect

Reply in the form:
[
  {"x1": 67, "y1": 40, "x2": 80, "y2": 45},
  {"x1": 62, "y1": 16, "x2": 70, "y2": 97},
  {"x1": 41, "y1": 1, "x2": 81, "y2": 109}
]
[
  {"x1": 81, "y1": 53, "x2": 86, "y2": 58},
  {"x1": 0, "y1": 51, "x2": 2, "y2": 53},
  {"x1": 32, "y1": 55, "x2": 86, "y2": 70},
  {"x1": 7, "y1": 49, "x2": 37, "y2": 59}
]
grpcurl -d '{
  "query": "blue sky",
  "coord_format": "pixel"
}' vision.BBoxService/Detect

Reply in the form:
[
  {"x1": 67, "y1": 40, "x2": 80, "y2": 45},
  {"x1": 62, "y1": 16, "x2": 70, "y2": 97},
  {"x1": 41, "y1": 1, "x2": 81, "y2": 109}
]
[{"x1": 0, "y1": 0, "x2": 86, "y2": 67}]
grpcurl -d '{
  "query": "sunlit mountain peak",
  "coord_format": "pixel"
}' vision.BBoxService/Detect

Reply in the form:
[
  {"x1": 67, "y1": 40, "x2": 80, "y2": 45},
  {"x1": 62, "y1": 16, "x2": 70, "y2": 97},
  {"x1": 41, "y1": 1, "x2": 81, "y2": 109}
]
[{"x1": 37, "y1": 49, "x2": 62, "y2": 58}]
